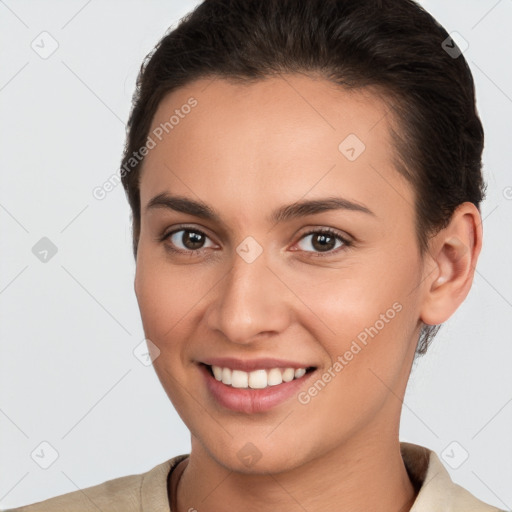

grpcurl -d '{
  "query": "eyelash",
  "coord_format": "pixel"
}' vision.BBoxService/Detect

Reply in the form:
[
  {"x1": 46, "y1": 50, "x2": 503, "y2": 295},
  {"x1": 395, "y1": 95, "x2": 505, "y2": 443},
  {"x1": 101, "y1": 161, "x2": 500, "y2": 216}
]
[{"x1": 159, "y1": 225, "x2": 352, "y2": 258}]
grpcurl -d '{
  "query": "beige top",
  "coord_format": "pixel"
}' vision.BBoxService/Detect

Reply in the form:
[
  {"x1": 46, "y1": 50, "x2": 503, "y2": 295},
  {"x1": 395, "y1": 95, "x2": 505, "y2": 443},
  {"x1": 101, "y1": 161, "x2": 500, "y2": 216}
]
[{"x1": 3, "y1": 442, "x2": 506, "y2": 512}]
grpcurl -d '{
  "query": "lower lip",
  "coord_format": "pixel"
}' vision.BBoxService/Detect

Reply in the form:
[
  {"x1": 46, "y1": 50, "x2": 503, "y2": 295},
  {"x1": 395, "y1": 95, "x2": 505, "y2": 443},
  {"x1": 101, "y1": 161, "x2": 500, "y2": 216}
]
[{"x1": 200, "y1": 364, "x2": 315, "y2": 414}]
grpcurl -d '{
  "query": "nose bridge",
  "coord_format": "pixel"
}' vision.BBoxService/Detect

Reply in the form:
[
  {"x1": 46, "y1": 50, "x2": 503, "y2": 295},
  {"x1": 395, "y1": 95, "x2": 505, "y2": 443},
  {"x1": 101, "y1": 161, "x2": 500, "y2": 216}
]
[{"x1": 207, "y1": 243, "x2": 291, "y2": 344}]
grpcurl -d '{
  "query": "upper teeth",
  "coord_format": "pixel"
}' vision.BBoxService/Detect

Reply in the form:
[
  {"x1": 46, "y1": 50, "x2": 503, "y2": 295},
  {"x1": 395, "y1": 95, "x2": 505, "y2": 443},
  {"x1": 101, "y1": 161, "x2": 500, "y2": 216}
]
[{"x1": 211, "y1": 365, "x2": 307, "y2": 389}]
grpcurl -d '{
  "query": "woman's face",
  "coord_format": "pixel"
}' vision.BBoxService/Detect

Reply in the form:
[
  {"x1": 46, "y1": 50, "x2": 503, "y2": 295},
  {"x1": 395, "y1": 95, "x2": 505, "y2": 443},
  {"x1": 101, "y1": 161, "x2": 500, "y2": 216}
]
[{"x1": 134, "y1": 74, "x2": 429, "y2": 473}]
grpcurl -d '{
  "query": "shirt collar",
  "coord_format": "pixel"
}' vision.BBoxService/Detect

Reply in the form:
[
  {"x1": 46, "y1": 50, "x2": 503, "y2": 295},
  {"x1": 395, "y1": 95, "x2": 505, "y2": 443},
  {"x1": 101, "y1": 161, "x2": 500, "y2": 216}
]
[
  {"x1": 140, "y1": 454, "x2": 187, "y2": 511},
  {"x1": 402, "y1": 442, "x2": 501, "y2": 512}
]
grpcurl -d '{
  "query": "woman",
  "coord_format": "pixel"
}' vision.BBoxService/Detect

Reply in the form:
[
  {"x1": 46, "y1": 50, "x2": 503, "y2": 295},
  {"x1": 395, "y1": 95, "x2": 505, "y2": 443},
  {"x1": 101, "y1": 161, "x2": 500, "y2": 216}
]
[{"x1": 6, "y1": 0, "x2": 507, "y2": 510}]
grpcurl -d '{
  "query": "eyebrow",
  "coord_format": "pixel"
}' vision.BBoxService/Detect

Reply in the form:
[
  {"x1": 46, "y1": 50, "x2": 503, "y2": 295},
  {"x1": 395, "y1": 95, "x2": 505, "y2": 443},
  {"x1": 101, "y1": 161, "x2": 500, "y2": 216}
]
[{"x1": 145, "y1": 193, "x2": 375, "y2": 225}]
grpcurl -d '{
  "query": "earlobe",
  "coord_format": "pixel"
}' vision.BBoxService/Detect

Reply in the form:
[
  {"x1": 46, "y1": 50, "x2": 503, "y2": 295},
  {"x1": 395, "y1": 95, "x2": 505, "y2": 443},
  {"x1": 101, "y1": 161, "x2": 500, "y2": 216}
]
[{"x1": 420, "y1": 202, "x2": 483, "y2": 326}]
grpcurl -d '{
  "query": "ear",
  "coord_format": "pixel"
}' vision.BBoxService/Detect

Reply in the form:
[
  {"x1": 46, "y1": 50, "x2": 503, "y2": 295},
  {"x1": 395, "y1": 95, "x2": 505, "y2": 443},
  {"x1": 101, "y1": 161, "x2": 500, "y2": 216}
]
[{"x1": 419, "y1": 202, "x2": 483, "y2": 326}]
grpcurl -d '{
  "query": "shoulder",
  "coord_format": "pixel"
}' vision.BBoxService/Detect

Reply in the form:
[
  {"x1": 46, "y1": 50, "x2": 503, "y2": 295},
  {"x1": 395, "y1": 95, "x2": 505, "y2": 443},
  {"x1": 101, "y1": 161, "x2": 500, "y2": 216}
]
[
  {"x1": 401, "y1": 442, "x2": 508, "y2": 512},
  {"x1": 2, "y1": 455, "x2": 188, "y2": 512}
]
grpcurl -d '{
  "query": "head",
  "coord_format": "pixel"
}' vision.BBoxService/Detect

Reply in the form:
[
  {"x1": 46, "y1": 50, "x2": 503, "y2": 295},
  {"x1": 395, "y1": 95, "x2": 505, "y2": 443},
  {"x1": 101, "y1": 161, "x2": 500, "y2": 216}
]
[{"x1": 121, "y1": 0, "x2": 484, "y2": 473}]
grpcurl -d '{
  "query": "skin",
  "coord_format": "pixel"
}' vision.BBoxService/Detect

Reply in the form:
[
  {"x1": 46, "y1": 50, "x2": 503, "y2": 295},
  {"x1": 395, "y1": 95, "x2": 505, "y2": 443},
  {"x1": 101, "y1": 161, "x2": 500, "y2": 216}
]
[{"x1": 133, "y1": 74, "x2": 482, "y2": 511}]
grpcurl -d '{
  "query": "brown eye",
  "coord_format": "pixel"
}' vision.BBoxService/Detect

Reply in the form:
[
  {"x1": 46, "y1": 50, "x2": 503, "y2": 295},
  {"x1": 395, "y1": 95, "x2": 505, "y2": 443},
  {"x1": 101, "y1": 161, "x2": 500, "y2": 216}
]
[
  {"x1": 165, "y1": 228, "x2": 216, "y2": 253},
  {"x1": 182, "y1": 231, "x2": 205, "y2": 250},
  {"x1": 311, "y1": 232, "x2": 337, "y2": 252},
  {"x1": 295, "y1": 228, "x2": 351, "y2": 256}
]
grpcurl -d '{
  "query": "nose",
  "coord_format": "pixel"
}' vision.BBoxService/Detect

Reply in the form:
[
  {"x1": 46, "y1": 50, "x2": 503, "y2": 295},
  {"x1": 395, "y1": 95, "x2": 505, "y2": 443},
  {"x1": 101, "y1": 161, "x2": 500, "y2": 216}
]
[{"x1": 205, "y1": 248, "x2": 293, "y2": 345}]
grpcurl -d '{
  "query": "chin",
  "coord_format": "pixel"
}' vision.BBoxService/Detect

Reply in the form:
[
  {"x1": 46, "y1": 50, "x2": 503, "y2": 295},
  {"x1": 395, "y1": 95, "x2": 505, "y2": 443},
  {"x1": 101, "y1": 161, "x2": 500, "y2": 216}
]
[
  {"x1": 218, "y1": 449, "x2": 304, "y2": 475},
  {"x1": 197, "y1": 432, "x2": 314, "y2": 476}
]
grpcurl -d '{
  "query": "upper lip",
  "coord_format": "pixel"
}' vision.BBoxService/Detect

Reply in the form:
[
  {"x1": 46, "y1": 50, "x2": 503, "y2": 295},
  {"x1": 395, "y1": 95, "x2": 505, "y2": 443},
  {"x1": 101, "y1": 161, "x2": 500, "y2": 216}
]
[{"x1": 200, "y1": 357, "x2": 316, "y2": 372}]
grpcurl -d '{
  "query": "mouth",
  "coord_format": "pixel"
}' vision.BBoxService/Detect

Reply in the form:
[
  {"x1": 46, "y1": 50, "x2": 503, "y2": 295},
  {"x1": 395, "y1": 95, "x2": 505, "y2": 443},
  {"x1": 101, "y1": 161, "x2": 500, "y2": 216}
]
[
  {"x1": 202, "y1": 363, "x2": 316, "y2": 389},
  {"x1": 198, "y1": 361, "x2": 318, "y2": 414}
]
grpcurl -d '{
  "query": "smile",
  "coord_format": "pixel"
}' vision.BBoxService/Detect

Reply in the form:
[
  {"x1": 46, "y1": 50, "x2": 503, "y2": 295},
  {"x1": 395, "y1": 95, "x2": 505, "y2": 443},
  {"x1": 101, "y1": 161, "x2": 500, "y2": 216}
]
[
  {"x1": 199, "y1": 361, "x2": 317, "y2": 413},
  {"x1": 209, "y1": 365, "x2": 310, "y2": 389}
]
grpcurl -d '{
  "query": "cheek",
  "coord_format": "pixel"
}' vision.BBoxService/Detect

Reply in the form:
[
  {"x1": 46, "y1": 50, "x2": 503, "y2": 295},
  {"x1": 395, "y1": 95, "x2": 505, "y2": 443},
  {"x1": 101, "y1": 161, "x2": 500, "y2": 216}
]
[
  {"x1": 284, "y1": 250, "x2": 421, "y2": 383},
  {"x1": 134, "y1": 255, "x2": 203, "y2": 409},
  {"x1": 290, "y1": 274, "x2": 419, "y2": 438},
  {"x1": 134, "y1": 251, "x2": 206, "y2": 343},
  {"x1": 286, "y1": 255, "x2": 416, "y2": 337}
]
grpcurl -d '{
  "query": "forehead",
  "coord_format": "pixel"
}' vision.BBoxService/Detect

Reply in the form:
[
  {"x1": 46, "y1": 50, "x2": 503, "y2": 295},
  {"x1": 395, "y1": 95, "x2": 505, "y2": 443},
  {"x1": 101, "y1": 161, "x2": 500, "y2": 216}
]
[{"x1": 139, "y1": 74, "x2": 413, "y2": 226}]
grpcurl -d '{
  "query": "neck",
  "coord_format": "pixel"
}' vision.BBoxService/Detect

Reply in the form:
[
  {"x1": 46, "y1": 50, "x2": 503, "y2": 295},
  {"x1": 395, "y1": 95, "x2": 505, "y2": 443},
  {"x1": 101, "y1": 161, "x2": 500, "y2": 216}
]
[{"x1": 176, "y1": 427, "x2": 416, "y2": 512}]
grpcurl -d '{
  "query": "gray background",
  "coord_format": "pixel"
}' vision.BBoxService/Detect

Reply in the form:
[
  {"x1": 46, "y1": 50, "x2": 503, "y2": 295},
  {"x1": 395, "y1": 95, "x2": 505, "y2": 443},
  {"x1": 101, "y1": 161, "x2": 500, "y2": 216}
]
[{"x1": 0, "y1": 0, "x2": 511, "y2": 509}]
